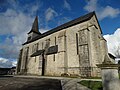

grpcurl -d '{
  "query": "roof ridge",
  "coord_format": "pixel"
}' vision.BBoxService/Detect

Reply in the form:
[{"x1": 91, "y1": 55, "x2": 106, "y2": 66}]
[
  {"x1": 43, "y1": 11, "x2": 95, "y2": 34},
  {"x1": 23, "y1": 11, "x2": 95, "y2": 45}
]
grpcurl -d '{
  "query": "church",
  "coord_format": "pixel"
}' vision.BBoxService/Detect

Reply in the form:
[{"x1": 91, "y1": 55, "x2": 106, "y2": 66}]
[{"x1": 16, "y1": 12, "x2": 111, "y2": 77}]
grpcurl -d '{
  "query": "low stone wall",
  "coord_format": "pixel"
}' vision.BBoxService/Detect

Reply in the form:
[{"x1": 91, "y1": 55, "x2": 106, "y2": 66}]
[{"x1": 61, "y1": 79, "x2": 91, "y2": 90}]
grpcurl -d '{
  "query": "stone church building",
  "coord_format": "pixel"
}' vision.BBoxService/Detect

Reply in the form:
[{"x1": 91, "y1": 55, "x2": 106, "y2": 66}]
[{"x1": 16, "y1": 12, "x2": 110, "y2": 77}]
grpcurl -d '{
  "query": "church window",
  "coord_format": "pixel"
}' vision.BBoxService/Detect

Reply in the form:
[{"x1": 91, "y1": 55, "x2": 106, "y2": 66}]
[
  {"x1": 79, "y1": 45, "x2": 89, "y2": 64},
  {"x1": 36, "y1": 43, "x2": 39, "y2": 51},
  {"x1": 78, "y1": 29, "x2": 89, "y2": 66},
  {"x1": 79, "y1": 29, "x2": 88, "y2": 45},
  {"x1": 44, "y1": 39, "x2": 50, "y2": 49},
  {"x1": 55, "y1": 37, "x2": 56, "y2": 45},
  {"x1": 53, "y1": 54, "x2": 55, "y2": 61},
  {"x1": 76, "y1": 33, "x2": 79, "y2": 54},
  {"x1": 42, "y1": 42, "x2": 44, "y2": 49},
  {"x1": 32, "y1": 43, "x2": 39, "y2": 53},
  {"x1": 35, "y1": 57, "x2": 36, "y2": 62},
  {"x1": 32, "y1": 45, "x2": 35, "y2": 53},
  {"x1": 38, "y1": 55, "x2": 42, "y2": 68},
  {"x1": 28, "y1": 36, "x2": 31, "y2": 41}
]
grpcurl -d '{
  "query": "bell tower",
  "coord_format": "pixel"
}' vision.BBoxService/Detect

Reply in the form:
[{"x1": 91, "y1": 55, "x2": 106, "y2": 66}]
[{"x1": 27, "y1": 16, "x2": 41, "y2": 41}]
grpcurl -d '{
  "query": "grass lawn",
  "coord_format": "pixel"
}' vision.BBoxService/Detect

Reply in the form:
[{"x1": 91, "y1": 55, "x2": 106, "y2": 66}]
[
  {"x1": 81, "y1": 77, "x2": 101, "y2": 79},
  {"x1": 79, "y1": 80, "x2": 102, "y2": 90}
]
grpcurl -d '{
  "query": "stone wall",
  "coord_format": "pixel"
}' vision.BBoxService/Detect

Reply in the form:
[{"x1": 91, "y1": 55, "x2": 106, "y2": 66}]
[{"x1": 17, "y1": 14, "x2": 108, "y2": 77}]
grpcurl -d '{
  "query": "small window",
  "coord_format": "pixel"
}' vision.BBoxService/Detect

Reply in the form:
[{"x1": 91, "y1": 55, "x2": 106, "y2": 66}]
[
  {"x1": 42, "y1": 42, "x2": 44, "y2": 49},
  {"x1": 55, "y1": 37, "x2": 56, "y2": 45},
  {"x1": 39, "y1": 55, "x2": 42, "y2": 67},
  {"x1": 36, "y1": 43, "x2": 39, "y2": 51},
  {"x1": 35, "y1": 57, "x2": 36, "y2": 62},
  {"x1": 76, "y1": 33, "x2": 79, "y2": 54},
  {"x1": 28, "y1": 36, "x2": 31, "y2": 40},
  {"x1": 32, "y1": 43, "x2": 38, "y2": 53},
  {"x1": 53, "y1": 54, "x2": 55, "y2": 61},
  {"x1": 45, "y1": 39, "x2": 50, "y2": 49}
]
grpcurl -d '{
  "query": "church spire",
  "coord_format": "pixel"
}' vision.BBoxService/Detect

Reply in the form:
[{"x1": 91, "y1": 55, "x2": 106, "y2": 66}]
[
  {"x1": 28, "y1": 16, "x2": 41, "y2": 34},
  {"x1": 27, "y1": 16, "x2": 41, "y2": 41}
]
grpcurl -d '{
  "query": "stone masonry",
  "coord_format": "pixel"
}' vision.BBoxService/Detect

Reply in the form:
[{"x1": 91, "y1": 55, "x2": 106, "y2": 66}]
[{"x1": 16, "y1": 12, "x2": 112, "y2": 77}]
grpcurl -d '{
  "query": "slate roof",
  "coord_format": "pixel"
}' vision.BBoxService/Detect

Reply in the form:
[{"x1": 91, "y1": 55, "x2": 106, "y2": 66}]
[
  {"x1": 31, "y1": 50, "x2": 44, "y2": 57},
  {"x1": 23, "y1": 11, "x2": 96, "y2": 45},
  {"x1": 28, "y1": 16, "x2": 41, "y2": 34},
  {"x1": 31, "y1": 45, "x2": 58, "y2": 57}
]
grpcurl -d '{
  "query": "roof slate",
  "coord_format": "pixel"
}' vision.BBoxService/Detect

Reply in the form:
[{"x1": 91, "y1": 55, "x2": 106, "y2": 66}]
[
  {"x1": 28, "y1": 16, "x2": 41, "y2": 34},
  {"x1": 23, "y1": 12, "x2": 95, "y2": 45},
  {"x1": 31, "y1": 45, "x2": 58, "y2": 57}
]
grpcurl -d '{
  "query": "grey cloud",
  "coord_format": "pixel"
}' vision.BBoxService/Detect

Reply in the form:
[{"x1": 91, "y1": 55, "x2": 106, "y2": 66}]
[
  {"x1": 0, "y1": 8, "x2": 33, "y2": 59},
  {"x1": 0, "y1": 3, "x2": 40, "y2": 60},
  {"x1": 45, "y1": 7, "x2": 58, "y2": 22},
  {"x1": 0, "y1": 1, "x2": 48, "y2": 61},
  {"x1": 63, "y1": 0, "x2": 71, "y2": 10},
  {"x1": 0, "y1": 0, "x2": 49, "y2": 68},
  {"x1": 57, "y1": 17, "x2": 71, "y2": 26},
  {"x1": 39, "y1": 28, "x2": 49, "y2": 34},
  {"x1": 84, "y1": 0, "x2": 120, "y2": 20},
  {"x1": 104, "y1": 28, "x2": 120, "y2": 57},
  {"x1": 98, "y1": 6, "x2": 120, "y2": 20},
  {"x1": 0, "y1": 57, "x2": 16, "y2": 68}
]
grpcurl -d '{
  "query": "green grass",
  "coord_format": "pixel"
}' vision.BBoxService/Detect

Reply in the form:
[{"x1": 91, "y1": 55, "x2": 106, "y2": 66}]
[
  {"x1": 81, "y1": 77, "x2": 101, "y2": 79},
  {"x1": 79, "y1": 80, "x2": 102, "y2": 90}
]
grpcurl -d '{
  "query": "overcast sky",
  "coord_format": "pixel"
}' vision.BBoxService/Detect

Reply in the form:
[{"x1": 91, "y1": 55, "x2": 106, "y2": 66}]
[{"x1": 0, "y1": 0, "x2": 120, "y2": 68}]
